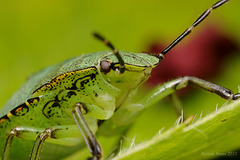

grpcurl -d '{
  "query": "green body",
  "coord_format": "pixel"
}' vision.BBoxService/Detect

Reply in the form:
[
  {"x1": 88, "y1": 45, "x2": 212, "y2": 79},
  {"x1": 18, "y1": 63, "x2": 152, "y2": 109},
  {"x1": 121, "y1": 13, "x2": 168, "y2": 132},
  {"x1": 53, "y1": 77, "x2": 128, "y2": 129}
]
[{"x1": 0, "y1": 51, "x2": 159, "y2": 159}]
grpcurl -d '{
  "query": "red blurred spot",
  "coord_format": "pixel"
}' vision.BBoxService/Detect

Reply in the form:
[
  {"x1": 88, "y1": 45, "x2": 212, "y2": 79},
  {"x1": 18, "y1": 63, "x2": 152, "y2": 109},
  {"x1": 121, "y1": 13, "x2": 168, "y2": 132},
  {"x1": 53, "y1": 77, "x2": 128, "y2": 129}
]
[{"x1": 147, "y1": 25, "x2": 239, "y2": 90}]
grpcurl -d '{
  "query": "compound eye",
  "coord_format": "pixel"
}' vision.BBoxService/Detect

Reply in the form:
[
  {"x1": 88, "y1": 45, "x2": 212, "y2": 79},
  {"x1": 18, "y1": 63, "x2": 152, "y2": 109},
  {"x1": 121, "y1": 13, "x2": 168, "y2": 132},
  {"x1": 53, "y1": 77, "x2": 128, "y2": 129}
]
[{"x1": 100, "y1": 60, "x2": 111, "y2": 74}]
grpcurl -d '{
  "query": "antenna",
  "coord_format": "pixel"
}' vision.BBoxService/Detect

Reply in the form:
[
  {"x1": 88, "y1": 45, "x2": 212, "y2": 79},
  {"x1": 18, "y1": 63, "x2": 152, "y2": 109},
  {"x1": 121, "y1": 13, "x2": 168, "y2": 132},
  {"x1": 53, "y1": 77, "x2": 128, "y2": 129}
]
[
  {"x1": 93, "y1": 32, "x2": 125, "y2": 73},
  {"x1": 158, "y1": 0, "x2": 229, "y2": 59}
]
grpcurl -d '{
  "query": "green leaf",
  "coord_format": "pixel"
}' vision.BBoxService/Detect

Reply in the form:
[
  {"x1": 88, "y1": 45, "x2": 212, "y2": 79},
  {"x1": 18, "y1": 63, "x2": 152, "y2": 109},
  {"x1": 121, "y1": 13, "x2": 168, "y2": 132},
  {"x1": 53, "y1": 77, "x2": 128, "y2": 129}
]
[{"x1": 112, "y1": 99, "x2": 240, "y2": 160}]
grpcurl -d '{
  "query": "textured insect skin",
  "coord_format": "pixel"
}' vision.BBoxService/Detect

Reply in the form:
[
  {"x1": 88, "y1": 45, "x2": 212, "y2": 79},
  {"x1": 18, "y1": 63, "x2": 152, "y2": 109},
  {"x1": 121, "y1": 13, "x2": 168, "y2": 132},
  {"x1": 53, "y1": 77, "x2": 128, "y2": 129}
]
[{"x1": 0, "y1": 51, "x2": 159, "y2": 159}]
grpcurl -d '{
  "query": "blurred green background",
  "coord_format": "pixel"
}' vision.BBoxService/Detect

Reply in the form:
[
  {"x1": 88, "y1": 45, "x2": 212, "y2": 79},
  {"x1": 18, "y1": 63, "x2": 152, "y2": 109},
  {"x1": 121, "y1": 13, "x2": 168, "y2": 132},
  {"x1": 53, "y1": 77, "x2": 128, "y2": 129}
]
[{"x1": 0, "y1": 0, "x2": 240, "y2": 159}]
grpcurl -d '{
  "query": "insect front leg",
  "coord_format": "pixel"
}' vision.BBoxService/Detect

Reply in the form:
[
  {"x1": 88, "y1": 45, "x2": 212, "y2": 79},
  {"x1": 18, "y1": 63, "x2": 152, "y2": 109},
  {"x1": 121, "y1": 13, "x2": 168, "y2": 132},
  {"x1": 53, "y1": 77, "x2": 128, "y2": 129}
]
[
  {"x1": 72, "y1": 103, "x2": 102, "y2": 160},
  {"x1": 139, "y1": 76, "x2": 240, "y2": 109},
  {"x1": 112, "y1": 76, "x2": 240, "y2": 127}
]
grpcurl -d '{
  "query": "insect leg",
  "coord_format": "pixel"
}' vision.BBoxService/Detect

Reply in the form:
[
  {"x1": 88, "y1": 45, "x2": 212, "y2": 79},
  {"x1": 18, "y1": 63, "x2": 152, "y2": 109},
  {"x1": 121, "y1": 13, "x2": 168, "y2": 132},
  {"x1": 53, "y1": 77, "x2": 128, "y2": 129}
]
[
  {"x1": 73, "y1": 102, "x2": 102, "y2": 160},
  {"x1": 169, "y1": 93, "x2": 185, "y2": 119},
  {"x1": 29, "y1": 125, "x2": 88, "y2": 160},
  {"x1": 140, "y1": 76, "x2": 240, "y2": 109},
  {"x1": 2, "y1": 126, "x2": 44, "y2": 160},
  {"x1": 2, "y1": 125, "x2": 82, "y2": 160},
  {"x1": 30, "y1": 129, "x2": 51, "y2": 160},
  {"x1": 108, "y1": 76, "x2": 239, "y2": 128}
]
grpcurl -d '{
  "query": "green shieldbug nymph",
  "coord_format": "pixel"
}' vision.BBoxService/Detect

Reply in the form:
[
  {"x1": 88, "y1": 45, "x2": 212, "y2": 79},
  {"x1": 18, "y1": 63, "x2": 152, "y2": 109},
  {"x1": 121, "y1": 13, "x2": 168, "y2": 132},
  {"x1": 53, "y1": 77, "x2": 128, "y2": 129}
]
[{"x1": 0, "y1": 0, "x2": 239, "y2": 160}]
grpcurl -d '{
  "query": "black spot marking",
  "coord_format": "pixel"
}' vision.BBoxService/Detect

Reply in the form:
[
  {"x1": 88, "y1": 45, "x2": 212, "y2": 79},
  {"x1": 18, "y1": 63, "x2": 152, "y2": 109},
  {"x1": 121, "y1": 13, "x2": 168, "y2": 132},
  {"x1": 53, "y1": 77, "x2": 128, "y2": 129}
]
[
  {"x1": 95, "y1": 93, "x2": 98, "y2": 97},
  {"x1": 67, "y1": 91, "x2": 77, "y2": 98},
  {"x1": 221, "y1": 119, "x2": 227, "y2": 122},
  {"x1": 42, "y1": 100, "x2": 62, "y2": 118},
  {"x1": 10, "y1": 103, "x2": 29, "y2": 116},
  {"x1": 56, "y1": 90, "x2": 77, "y2": 102},
  {"x1": 32, "y1": 67, "x2": 97, "y2": 94},
  {"x1": 27, "y1": 97, "x2": 40, "y2": 105},
  {"x1": 0, "y1": 115, "x2": 10, "y2": 124},
  {"x1": 71, "y1": 73, "x2": 97, "y2": 90},
  {"x1": 27, "y1": 97, "x2": 40, "y2": 109}
]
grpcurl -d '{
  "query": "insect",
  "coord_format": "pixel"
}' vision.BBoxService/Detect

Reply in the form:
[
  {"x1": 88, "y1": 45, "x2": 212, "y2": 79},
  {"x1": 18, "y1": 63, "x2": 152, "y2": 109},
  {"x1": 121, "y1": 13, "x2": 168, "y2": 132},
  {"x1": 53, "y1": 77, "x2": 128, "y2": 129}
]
[{"x1": 0, "y1": 0, "x2": 239, "y2": 159}]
